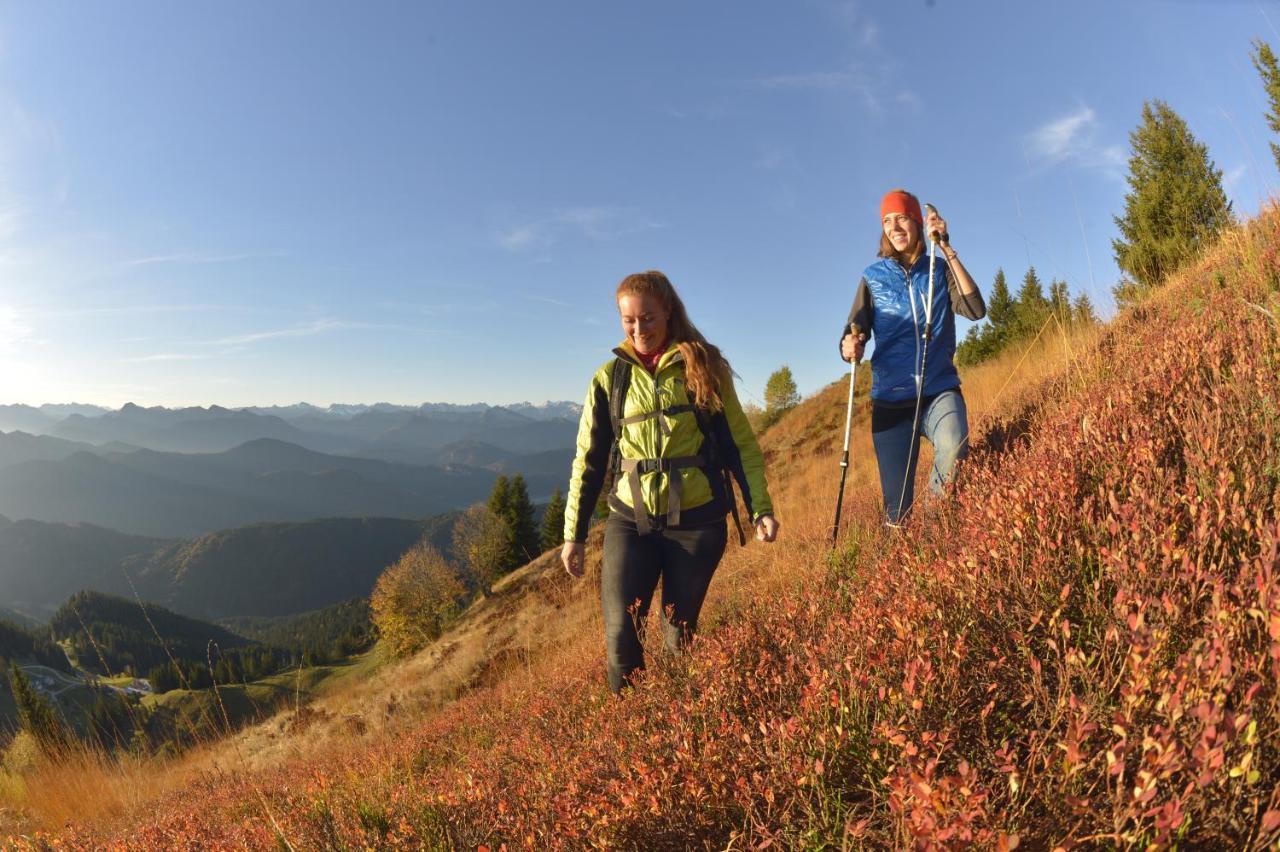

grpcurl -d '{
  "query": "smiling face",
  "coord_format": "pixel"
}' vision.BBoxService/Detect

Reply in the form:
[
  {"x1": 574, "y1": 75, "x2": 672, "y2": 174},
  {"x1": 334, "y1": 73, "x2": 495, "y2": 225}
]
[
  {"x1": 882, "y1": 211, "x2": 920, "y2": 257},
  {"x1": 618, "y1": 292, "x2": 670, "y2": 355}
]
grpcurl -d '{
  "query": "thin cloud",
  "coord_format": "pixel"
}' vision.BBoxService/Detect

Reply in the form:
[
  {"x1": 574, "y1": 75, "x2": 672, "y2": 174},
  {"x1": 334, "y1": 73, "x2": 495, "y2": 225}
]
[
  {"x1": 496, "y1": 207, "x2": 665, "y2": 253},
  {"x1": 1224, "y1": 163, "x2": 1248, "y2": 191},
  {"x1": 208, "y1": 319, "x2": 359, "y2": 347},
  {"x1": 524, "y1": 294, "x2": 574, "y2": 309},
  {"x1": 122, "y1": 353, "x2": 208, "y2": 364},
  {"x1": 828, "y1": 0, "x2": 879, "y2": 47},
  {"x1": 124, "y1": 251, "x2": 286, "y2": 268},
  {"x1": 1026, "y1": 105, "x2": 1126, "y2": 177},
  {"x1": 39, "y1": 303, "x2": 232, "y2": 319},
  {"x1": 497, "y1": 225, "x2": 541, "y2": 252},
  {"x1": 755, "y1": 61, "x2": 915, "y2": 116}
]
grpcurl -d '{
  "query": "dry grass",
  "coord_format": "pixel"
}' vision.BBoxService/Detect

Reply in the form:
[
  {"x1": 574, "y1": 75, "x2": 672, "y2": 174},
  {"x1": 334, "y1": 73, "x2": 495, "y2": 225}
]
[{"x1": 0, "y1": 299, "x2": 1099, "y2": 843}]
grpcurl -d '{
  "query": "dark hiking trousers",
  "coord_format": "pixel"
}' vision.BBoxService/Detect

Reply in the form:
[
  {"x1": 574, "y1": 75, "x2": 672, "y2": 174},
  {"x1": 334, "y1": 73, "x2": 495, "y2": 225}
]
[{"x1": 601, "y1": 514, "x2": 728, "y2": 693}]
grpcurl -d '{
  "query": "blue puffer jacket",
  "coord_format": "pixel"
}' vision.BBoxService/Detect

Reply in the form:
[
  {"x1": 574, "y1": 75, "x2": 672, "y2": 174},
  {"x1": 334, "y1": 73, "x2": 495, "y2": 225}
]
[{"x1": 863, "y1": 255, "x2": 960, "y2": 404}]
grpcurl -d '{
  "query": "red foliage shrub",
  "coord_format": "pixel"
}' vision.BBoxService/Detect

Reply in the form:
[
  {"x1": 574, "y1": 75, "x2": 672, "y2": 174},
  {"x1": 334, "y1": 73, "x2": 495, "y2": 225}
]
[{"x1": 19, "y1": 216, "x2": 1280, "y2": 850}]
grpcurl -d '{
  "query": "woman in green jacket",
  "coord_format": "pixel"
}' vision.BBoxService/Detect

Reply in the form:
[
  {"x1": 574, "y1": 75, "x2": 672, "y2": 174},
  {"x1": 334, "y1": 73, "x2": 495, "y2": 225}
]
[{"x1": 562, "y1": 270, "x2": 779, "y2": 693}]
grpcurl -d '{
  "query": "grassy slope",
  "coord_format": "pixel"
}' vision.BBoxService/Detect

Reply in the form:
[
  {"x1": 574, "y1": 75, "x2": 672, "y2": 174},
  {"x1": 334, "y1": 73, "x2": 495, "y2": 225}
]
[
  {"x1": 11, "y1": 213, "x2": 1280, "y2": 847},
  {"x1": 140, "y1": 649, "x2": 386, "y2": 745}
]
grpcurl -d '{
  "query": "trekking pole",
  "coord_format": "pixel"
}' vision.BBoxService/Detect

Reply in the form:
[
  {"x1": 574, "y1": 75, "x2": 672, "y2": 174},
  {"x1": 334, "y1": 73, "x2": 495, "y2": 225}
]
[
  {"x1": 894, "y1": 203, "x2": 941, "y2": 524},
  {"x1": 830, "y1": 324, "x2": 861, "y2": 548}
]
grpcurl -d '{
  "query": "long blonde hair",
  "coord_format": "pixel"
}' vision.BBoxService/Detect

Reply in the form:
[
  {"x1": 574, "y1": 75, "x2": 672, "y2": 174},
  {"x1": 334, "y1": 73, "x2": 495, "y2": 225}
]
[{"x1": 616, "y1": 270, "x2": 730, "y2": 412}]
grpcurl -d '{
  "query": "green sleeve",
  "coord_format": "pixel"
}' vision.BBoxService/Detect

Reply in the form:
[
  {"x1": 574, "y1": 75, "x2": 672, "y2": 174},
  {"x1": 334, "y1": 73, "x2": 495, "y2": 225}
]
[
  {"x1": 563, "y1": 364, "x2": 613, "y2": 543},
  {"x1": 718, "y1": 375, "x2": 774, "y2": 521}
]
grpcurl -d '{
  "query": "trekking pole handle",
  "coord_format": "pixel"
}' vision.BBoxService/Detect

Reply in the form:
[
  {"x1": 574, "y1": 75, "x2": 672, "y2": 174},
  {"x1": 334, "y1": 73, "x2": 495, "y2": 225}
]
[{"x1": 924, "y1": 202, "x2": 946, "y2": 244}]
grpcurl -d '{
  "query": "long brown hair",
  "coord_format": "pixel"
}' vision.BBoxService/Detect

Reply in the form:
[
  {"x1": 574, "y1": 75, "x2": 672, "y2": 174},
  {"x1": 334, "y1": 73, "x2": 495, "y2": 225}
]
[
  {"x1": 616, "y1": 270, "x2": 730, "y2": 412},
  {"x1": 876, "y1": 187, "x2": 924, "y2": 266}
]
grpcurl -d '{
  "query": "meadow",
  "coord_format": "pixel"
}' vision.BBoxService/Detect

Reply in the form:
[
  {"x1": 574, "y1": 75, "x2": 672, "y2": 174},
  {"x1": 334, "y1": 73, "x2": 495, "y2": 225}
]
[{"x1": 4, "y1": 211, "x2": 1279, "y2": 848}]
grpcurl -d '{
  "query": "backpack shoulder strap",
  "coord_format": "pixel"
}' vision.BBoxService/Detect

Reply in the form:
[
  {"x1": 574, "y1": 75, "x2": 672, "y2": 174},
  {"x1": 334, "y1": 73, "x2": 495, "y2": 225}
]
[
  {"x1": 608, "y1": 356, "x2": 632, "y2": 440},
  {"x1": 593, "y1": 357, "x2": 634, "y2": 523},
  {"x1": 692, "y1": 403, "x2": 747, "y2": 547}
]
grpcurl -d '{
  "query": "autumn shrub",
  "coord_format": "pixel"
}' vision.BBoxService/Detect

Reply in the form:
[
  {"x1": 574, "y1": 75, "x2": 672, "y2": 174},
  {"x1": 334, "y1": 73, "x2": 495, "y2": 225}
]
[
  {"x1": 17, "y1": 212, "x2": 1280, "y2": 849},
  {"x1": 370, "y1": 542, "x2": 467, "y2": 658}
]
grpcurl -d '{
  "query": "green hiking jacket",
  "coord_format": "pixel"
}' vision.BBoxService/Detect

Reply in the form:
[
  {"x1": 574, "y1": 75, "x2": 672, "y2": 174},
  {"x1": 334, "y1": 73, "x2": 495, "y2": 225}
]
[{"x1": 563, "y1": 342, "x2": 774, "y2": 543}]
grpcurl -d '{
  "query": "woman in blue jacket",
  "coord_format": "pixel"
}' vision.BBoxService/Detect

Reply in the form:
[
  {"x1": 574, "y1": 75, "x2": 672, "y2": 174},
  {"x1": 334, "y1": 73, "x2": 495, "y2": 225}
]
[{"x1": 840, "y1": 189, "x2": 986, "y2": 524}]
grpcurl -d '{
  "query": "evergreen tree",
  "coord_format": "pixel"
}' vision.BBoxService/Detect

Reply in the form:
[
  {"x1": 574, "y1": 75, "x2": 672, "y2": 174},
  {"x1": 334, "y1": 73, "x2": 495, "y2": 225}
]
[
  {"x1": 506, "y1": 474, "x2": 539, "y2": 564},
  {"x1": 1012, "y1": 266, "x2": 1050, "y2": 339},
  {"x1": 9, "y1": 666, "x2": 70, "y2": 753},
  {"x1": 540, "y1": 488, "x2": 567, "y2": 553},
  {"x1": 485, "y1": 475, "x2": 518, "y2": 570},
  {"x1": 956, "y1": 268, "x2": 1015, "y2": 368},
  {"x1": 1112, "y1": 100, "x2": 1232, "y2": 305},
  {"x1": 1072, "y1": 293, "x2": 1099, "y2": 326},
  {"x1": 954, "y1": 324, "x2": 991, "y2": 368},
  {"x1": 762, "y1": 365, "x2": 800, "y2": 428},
  {"x1": 88, "y1": 686, "x2": 135, "y2": 752},
  {"x1": 1048, "y1": 280, "x2": 1072, "y2": 324},
  {"x1": 986, "y1": 268, "x2": 1015, "y2": 331},
  {"x1": 1252, "y1": 39, "x2": 1280, "y2": 172},
  {"x1": 487, "y1": 475, "x2": 512, "y2": 521},
  {"x1": 1016, "y1": 266, "x2": 1047, "y2": 312}
]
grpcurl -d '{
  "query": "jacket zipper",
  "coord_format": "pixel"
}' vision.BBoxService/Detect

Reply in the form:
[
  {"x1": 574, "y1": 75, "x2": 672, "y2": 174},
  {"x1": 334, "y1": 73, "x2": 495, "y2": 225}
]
[{"x1": 653, "y1": 363, "x2": 663, "y2": 521}]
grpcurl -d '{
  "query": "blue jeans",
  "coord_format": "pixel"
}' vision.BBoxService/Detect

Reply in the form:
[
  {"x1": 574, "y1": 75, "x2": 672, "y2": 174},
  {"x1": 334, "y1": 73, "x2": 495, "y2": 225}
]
[{"x1": 871, "y1": 388, "x2": 970, "y2": 523}]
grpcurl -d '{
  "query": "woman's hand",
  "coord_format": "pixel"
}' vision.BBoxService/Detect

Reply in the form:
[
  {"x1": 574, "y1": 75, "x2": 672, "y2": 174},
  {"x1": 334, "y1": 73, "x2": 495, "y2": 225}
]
[
  {"x1": 925, "y1": 208, "x2": 949, "y2": 246},
  {"x1": 841, "y1": 332, "x2": 867, "y2": 363},
  {"x1": 561, "y1": 542, "x2": 585, "y2": 577},
  {"x1": 754, "y1": 514, "x2": 780, "y2": 543}
]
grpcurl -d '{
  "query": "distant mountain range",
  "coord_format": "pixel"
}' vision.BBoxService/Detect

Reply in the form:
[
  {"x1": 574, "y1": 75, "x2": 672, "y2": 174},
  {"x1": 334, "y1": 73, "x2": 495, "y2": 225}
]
[
  {"x1": 0, "y1": 513, "x2": 457, "y2": 621},
  {"x1": 0, "y1": 400, "x2": 582, "y2": 458},
  {"x1": 0, "y1": 399, "x2": 576, "y2": 622}
]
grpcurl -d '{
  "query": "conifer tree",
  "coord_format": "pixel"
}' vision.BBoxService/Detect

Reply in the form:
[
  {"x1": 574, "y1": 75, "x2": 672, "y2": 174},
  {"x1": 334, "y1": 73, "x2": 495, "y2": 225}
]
[
  {"x1": 484, "y1": 475, "x2": 517, "y2": 571},
  {"x1": 1112, "y1": 100, "x2": 1232, "y2": 304},
  {"x1": 1048, "y1": 280, "x2": 1072, "y2": 323},
  {"x1": 1012, "y1": 266, "x2": 1050, "y2": 339},
  {"x1": 1072, "y1": 293, "x2": 1099, "y2": 326},
  {"x1": 986, "y1": 268, "x2": 1014, "y2": 331},
  {"x1": 956, "y1": 268, "x2": 1014, "y2": 367},
  {"x1": 1252, "y1": 39, "x2": 1280, "y2": 172},
  {"x1": 506, "y1": 474, "x2": 539, "y2": 564},
  {"x1": 9, "y1": 666, "x2": 70, "y2": 753},
  {"x1": 1016, "y1": 266, "x2": 1047, "y2": 312},
  {"x1": 487, "y1": 475, "x2": 512, "y2": 523},
  {"x1": 540, "y1": 488, "x2": 567, "y2": 553}
]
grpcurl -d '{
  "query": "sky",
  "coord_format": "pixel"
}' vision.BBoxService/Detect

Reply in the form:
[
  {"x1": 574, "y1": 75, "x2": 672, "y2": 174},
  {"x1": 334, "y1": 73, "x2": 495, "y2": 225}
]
[{"x1": 0, "y1": 0, "x2": 1275, "y2": 410}]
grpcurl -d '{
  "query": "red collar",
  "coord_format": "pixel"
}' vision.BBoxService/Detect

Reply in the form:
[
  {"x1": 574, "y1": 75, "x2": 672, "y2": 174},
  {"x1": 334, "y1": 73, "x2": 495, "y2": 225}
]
[{"x1": 635, "y1": 342, "x2": 668, "y2": 373}]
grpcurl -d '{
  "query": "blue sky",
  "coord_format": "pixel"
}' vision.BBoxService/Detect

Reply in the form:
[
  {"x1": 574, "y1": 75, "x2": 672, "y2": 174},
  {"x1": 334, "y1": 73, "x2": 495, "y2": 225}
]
[{"x1": 0, "y1": 0, "x2": 1274, "y2": 409}]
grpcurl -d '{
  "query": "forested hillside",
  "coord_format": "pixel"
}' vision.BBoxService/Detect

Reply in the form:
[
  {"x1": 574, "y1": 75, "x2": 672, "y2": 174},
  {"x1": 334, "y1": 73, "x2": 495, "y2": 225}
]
[
  {"x1": 0, "y1": 515, "x2": 454, "y2": 620},
  {"x1": 48, "y1": 591, "x2": 255, "y2": 679}
]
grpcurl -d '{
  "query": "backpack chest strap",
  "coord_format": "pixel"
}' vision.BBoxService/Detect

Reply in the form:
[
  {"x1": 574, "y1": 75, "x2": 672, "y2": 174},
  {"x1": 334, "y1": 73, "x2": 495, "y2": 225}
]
[{"x1": 618, "y1": 403, "x2": 696, "y2": 437}]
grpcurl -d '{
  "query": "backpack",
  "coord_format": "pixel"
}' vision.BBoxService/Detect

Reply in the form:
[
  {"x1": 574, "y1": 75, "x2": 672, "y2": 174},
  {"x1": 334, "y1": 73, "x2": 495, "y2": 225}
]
[{"x1": 602, "y1": 356, "x2": 747, "y2": 546}]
